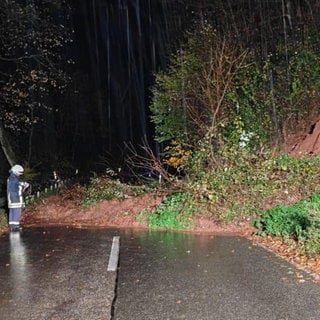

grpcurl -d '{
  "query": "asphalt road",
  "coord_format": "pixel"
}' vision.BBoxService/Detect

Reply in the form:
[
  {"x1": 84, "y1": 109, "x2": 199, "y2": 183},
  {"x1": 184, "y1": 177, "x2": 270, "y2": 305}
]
[
  {"x1": 113, "y1": 231, "x2": 320, "y2": 320},
  {"x1": 0, "y1": 227, "x2": 320, "y2": 320},
  {"x1": 0, "y1": 227, "x2": 117, "y2": 320}
]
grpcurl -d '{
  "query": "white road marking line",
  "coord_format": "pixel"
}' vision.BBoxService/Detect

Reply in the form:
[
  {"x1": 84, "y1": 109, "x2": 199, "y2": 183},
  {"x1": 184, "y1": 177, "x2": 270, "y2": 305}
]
[{"x1": 108, "y1": 236, "x2": 120, "y2": 272}]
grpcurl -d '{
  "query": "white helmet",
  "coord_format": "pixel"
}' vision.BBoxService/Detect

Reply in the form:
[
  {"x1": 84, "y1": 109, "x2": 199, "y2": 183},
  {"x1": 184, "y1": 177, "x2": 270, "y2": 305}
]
[{"x1": 11, "y1": 164, "x2": 24, "y2": 176}]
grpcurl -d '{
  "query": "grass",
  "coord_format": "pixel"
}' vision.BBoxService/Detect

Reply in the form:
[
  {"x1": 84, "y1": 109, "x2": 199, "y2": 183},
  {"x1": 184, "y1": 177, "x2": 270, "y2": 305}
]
[
  {"x1": 147, "y1": 192, "x2": 195, "y2": 230},
  {"x1": 254, "y1": 194, "x2": 320, "y2": 257}
]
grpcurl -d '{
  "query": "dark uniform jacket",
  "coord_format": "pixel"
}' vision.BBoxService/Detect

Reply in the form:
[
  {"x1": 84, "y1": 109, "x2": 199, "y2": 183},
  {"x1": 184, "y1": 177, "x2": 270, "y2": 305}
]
[{"x1": 7, "y1": 171, "x2": 27, "y2": 209}]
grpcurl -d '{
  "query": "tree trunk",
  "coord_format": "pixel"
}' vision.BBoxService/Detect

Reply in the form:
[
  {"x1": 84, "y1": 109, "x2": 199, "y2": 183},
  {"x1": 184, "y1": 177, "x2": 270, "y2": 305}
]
[{"x1": 0, "y1": 120, "x2": 18, "y2": 166}]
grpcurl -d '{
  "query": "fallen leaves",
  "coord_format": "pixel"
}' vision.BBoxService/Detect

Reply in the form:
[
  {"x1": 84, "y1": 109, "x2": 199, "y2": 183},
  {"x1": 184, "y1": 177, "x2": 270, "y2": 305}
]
[{"x1": 252, "y1": 234, "x2": 320, "y2": 281}]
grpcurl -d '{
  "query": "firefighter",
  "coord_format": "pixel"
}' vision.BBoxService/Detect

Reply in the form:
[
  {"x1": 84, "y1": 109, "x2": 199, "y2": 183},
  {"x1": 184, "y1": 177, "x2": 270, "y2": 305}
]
[{"x1": 7, "y1": 165, "x2": 29, "y2": 231}]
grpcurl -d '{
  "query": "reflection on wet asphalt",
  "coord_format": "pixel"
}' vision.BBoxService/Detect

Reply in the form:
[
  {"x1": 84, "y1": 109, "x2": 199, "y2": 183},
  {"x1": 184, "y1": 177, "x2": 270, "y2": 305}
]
[
  {"x1": 9, "y1": 232, "x2": 30, "y2": 303},
  {"x1": 0, "y1": 227, "x2": 118, "y2": 320},
  {"x1": 1, "y1": 227, "x2": 320, "y2": 320}
]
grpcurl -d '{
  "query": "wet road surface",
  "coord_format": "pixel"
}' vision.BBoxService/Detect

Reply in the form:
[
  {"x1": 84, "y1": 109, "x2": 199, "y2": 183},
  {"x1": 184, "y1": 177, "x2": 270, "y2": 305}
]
[
  {"x1": 0, "y1": 227, "x2": 117, "y2": 320},
  {"x1": 0, "y1": 227, "x2": 320, "y2": 320},
  {"x1": 114, "y1": 231, "x2": 320, "y2": 320}
]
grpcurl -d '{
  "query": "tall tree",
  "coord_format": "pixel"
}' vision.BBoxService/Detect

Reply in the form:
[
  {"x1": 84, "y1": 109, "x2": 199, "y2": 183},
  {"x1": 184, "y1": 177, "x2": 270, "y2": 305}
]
[{"x1": 0, "y1": 0, "x2": 73, "y2": 166}]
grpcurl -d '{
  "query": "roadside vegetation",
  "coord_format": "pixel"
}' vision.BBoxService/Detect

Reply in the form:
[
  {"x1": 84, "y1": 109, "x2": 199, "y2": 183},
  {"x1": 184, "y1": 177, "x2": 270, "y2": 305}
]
[
  {"x1": 4, "y1": 18, "x2": 320, "y2": 261},
  {"x1": 81, "y1": 177, "x2": 157, "y2": 209},
  {"x1": 254, "y1": 194, "x2": 320, "y2": 257},
  {"x1": 78, "y1": 151, "x2": 320, "y2": 258},
  {"x1": 70, "y1": 21, "x2": 320, "y2": 258},
  {"x1": 135, "y1": 21, "x2": 320, "y2": 257}
]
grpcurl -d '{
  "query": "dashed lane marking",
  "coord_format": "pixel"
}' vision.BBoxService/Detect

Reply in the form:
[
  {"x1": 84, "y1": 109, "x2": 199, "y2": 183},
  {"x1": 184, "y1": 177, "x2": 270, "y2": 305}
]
[{"x1": 108, "y1": 236, "x2": 120, "y2": 272}]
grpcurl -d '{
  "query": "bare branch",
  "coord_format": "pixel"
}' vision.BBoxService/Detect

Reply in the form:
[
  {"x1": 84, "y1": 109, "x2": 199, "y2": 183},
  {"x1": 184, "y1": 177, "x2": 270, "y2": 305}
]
[{"x1": 124, "y1": 140, "x2": 185, "y2": 192}]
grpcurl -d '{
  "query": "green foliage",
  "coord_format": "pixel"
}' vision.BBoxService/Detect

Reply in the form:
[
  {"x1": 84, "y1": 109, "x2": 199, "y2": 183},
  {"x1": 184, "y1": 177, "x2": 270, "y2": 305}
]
[
  {"x1": 183, "y1": 147, "x2": 320, "y2": 224},
  {"x1": 150, "y1": 22, "x2": 249, "y2": 150},
  {"x1": 151, "y1": 19, "x2": 320, "y2": 157},
  {"x1": 81, "y1": 176, "x2": 153, "y2": 208},
  {"x1": 267, "y1": 155, "x2": 320, "y2": 191},
  {"x1": 148, "y1": 193, "x2": 195, "y2": 230},
  {"x1": 150, "y1": 21, "x2": 320, "y2": 225},
  {"x1": 258, "y1": 33, "x2": 320, "y2": 136},
  {"x1": 288, "y1": 50, "x2": 320, "y2": 107},
  {"x1": 224, "y1": 60, "x2": 271, "y2": 148},
  {"x1": 253, "y1": 203, "x2": 310, "y2": 238},
  {"x1": 303, "y1": 224, "x2": 320, "y2": 256},
  {"x1": 254, "y1": 194, "x2": 320, "y2": 257},
  {"x1": 150, "y1": 50, "x2": 200, "y2": 144}
]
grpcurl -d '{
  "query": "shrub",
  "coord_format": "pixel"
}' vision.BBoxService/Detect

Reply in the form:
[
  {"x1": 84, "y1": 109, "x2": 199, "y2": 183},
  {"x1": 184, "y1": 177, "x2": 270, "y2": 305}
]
[
  {"x1": 254, "y1": 194, "x2": 320, "y2": 256},
  {"x1": 148, "y1": 192, "x2": 195, "y2": 230},
  {"x1": 253, "y1": 203, "x2": 310, "y2": 239},
  {"x1": 81, "y1": 176, "x2": 153, "y2": 208}
]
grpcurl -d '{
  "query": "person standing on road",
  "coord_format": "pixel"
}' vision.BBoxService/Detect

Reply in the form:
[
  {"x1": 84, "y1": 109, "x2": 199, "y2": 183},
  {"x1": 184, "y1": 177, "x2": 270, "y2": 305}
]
[{"x1": 7, "y1": 165, "x2": 29, "y2": 231}]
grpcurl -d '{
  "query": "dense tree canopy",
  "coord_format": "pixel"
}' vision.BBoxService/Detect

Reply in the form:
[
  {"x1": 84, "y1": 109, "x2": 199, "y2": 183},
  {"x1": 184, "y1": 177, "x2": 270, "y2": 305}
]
[{"x1": 0, "y1": 0, "x2": 73, "y2": 167}]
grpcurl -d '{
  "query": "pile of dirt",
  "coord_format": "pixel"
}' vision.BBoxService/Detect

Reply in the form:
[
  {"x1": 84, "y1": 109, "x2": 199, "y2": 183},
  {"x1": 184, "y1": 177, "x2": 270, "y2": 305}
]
[
  {"x1": 22, "y1": 193, "x2": 165, "y2": 230},
  {"x1": 21, "y1": 193, "x2": 254, "y2": 236},
  {"x1": 284, "y1": 118, "x2": 320, "y2": 157}
]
